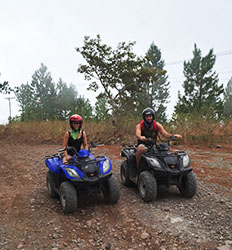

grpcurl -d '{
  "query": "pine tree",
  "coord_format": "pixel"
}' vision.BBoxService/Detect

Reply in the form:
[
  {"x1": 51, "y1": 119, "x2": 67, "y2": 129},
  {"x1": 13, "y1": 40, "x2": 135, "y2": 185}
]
[
  {"x1": 16, "y1": 64, "x2": 93, "y2": 121},
  {"x1": 30, "y1": 63, "x2": 57, "y2": 120},
  {"x1": 94, "y1": 95, "x2": 110, "y2": 120},
  {"x1": 174, "y1": 44, "x2": 224, "y2": 118},
  {"x1": 223, "y1": 77, "x2": 232, "y2": 118},
  {"x1": 136, "y1": 42, "x2": 170, "y2": 122},
  {"x1": 75, "y1": 96, "x2": 93, "y2": 119},
  {"x1": 56, "y1": 79, "x2": 78, "y2": 120}
]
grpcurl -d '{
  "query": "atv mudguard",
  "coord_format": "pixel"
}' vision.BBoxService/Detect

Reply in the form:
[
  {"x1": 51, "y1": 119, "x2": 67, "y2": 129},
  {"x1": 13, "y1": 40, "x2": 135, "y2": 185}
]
[
  {"x1": 45, "y1": 157, "x2": 61, "y2": 174},
  {"x1": 98, "y1": 157, "x2": 113, "y2": 175},
  {"x1": 121, "y1": 148, "x2": 137, "y2": 178},
  {"x1": 139, "y1": 155, "x2": 164, "y2": 174}
]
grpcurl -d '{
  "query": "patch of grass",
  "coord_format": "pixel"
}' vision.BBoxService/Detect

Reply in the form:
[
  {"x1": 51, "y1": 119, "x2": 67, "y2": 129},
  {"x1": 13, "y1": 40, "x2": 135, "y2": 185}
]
[
  {"x1": 0, "y1": 120, "x2": 68, "y2": 144},
  {"x1": 0, "y1": 117, "x2": 231, "y2": 147}
]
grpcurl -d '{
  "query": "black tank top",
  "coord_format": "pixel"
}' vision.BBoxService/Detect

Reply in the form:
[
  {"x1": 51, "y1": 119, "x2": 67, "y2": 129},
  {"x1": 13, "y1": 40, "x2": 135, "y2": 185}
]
[
  {"x1": 138, "y1": 122, "x2": 158, "y2": 145},
  {"x1": 67, "y1": 131, "x2": 84, "y2": 155}
]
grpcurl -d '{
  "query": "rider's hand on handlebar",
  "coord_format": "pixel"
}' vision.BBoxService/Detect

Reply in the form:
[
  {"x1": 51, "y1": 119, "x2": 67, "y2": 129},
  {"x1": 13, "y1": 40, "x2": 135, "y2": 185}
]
[
  {"x1": 140, "y1": 136, "x2": 147, "y2": 142},
  {"x1": 174, "y1": 134, "x2": 182, "y2": 139},
  {"x1": 169, "y1": 134, "x2": 182, "y2": 140}
]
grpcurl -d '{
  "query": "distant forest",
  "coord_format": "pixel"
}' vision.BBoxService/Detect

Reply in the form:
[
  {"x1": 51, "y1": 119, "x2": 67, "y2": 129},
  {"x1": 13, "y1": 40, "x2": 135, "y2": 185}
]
[{"x1": 1, "y1": 35, "x2": 232, "y2": 123}]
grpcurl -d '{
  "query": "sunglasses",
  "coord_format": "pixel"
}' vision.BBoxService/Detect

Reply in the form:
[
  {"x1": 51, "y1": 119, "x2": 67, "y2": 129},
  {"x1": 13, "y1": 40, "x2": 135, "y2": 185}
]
[{"x1": 72, "y1": 121, "x2": 81, "y2": 125}]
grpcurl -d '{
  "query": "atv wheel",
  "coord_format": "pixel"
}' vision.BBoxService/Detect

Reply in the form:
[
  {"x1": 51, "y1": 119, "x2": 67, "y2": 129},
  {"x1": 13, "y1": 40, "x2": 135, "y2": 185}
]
[
  {"x1": 59, "y1": 181, "x2": 77, "y2": 213},
  {"x1": 46, "y1": 171, "x2": 59, "y2": 199},
  {"x1": 120, "y1": 160, "x2": 133, "y2": 186},
  {"x1": 102, "y1": 175, "x2": 120, "y2": 204},
  {"x1": 138, "y1": 171, "x2": 157, "y2": 202},
  {"x1": 178, "y1": 172, "x2": 197, "y2": 198}
]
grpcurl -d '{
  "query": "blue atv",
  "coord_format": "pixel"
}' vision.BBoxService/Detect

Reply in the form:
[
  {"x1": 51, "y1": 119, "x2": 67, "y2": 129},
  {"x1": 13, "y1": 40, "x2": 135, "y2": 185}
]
[
  {"x1": 121, "y1": 136, "x2": 197, "y2": 202},
  {"x1": 45, "y1": 145, "x2": 120, "y2": 213}
]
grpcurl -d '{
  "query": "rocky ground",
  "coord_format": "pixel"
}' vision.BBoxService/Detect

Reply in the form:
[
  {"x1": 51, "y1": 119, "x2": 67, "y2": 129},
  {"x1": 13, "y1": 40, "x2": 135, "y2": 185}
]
[{"x1": 0, "y1": 140, "x2": 231, "y2": 250}]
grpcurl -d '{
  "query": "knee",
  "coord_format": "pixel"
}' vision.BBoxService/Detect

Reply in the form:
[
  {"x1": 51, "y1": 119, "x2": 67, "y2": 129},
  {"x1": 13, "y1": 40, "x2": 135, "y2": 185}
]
[
  {"x1": 63, "y1": 155, "x2": 72, "y2": 164},
  {"x1": 137, "y1": 146, "x2": 146, "y2": 155}
]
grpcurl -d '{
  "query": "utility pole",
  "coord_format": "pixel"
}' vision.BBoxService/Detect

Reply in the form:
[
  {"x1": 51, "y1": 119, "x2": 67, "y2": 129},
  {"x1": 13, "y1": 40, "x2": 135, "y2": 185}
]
[{"x1": 5, "y1": 97, "x2": 15, "y2": 123}]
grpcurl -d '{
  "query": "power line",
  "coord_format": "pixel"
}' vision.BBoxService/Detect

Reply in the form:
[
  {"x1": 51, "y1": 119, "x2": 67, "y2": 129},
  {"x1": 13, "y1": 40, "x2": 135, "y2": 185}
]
[
  {"x1": 169, "y1": 70, "x2": 232, "y2": 80},
  {"x1": 166, "y1": 50, "x2": 232, "y2": 66},
  {"x1": 216, "y1": 50, "x2": 232, "y2": 56},
  {"x1": 218, "y1": 70, "x2": 232, "y2": 75}
]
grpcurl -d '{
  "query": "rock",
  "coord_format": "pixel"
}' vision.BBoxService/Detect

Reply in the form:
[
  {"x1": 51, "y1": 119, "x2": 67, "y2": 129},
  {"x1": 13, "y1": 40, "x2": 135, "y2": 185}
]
[
  {"x1": 216, "y1": 245, "x2": 231, "y2": 250},
  {"x1": 141, "y1": 232, "x2": 150, "y2": 239},
  {"x1": 225, "y1": 240, "x2": 232, "y2": 246},
  {"x1": 170, "y1": 216, "x2": 183, "y2": 223},
  {"x1": 86, "y1": 220, "x2": 92, "y2": 228},
  {"x1": 80, "y1": 209, "x2": 85, "y2": 215},
  {"x1": 105, "y1": 242, "x2": 112, "y2": 250},
  {"x1": 17, "y1": 243, "x2": 24, "y2": 249}
]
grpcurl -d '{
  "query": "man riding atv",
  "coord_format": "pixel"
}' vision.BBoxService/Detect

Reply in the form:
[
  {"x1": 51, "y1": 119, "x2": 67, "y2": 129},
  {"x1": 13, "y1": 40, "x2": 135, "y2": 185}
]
[
  {"x1": 120, "y1": 107, "x2": 197, "y2": 202},
  {"x1": 136, "y1": 108, "x2": 182, "y2": 167}
]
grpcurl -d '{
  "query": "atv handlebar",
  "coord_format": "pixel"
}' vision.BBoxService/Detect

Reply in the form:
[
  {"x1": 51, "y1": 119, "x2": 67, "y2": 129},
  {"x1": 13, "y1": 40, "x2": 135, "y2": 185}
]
[
  {"x1": 64, "y1": 146, "x2": 79, "y2": 156},
  {"x1": 144, "y1": 135, "x2": 177, "y2": 147},
  {"x1": 144, "y1": 137, "x2": 157, "y2": 145},
  {"x1": 59, "y1": 141, "x2": 98, "y2": 156},
  {"x1": 46, "y1": 142, "x2": 100, "y2": 159},
  {"x1": 45, "y1": 152, "x2": 63, "y2": 159},
  {"x1": 168, "y1": 135, "x2": 177, "y2": 146},
  {"x1": 169, "y1": 135, "x2": 177, "y2": 141}
]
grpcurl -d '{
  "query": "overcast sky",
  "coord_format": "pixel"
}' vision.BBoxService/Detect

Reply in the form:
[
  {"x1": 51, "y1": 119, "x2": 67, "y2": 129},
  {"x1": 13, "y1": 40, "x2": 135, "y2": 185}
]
[{"x1": 0, "y1": 0, "x2": 232, "y2": 124}]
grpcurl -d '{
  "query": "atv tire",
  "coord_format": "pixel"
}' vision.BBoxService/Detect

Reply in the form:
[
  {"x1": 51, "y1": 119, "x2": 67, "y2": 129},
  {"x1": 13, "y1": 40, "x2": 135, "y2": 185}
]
[
  {"x1": 103, "y1": 175, "x2": 120, "y2": 204},
  {"x1": 178, "y1": 171, "x2": 197, "y2": 198},
  {"x1": 120, "y1": 160, "x2": 133, "y2": 186},
  {"x1": 46, "y1": 171, "x2": 59, "y2": 199},
  {"x1": 59, "y1": 181, "x2": 77, "y2": 213},
  {"x1": 138, "y1": 171, "x2": 157, "y2": 202}
]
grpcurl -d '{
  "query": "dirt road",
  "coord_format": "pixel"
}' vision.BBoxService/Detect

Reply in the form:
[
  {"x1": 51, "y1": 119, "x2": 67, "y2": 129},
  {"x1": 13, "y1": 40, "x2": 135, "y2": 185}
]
[{"x1": 0, "y1": 141, "x2": 231, "y2": 250}]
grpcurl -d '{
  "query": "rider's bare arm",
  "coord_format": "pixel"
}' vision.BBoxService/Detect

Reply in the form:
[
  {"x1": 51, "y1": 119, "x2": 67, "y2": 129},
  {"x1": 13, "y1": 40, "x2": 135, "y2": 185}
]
[
  {"x1": 83, "y1": 131, "x2": 88, "y2": 150},
  {"x1": 62, "y1": 131, "x2": 69, "y2": 157},
  {"x1": 136, "y1": 124, "x2": 146, "y2": 142},
  {"x1": 156, "y1": 122, "x2": 182, "y2": 139}
]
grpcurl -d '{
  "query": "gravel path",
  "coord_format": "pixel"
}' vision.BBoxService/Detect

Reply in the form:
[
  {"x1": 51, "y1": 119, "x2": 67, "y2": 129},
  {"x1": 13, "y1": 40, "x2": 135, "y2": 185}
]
[{"x1": 0, "y1": 142, "x2": 231, "y2": 250}]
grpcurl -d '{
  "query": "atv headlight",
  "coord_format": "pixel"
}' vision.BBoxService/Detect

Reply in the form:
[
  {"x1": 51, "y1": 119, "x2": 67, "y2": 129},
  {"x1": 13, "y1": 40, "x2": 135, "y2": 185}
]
[
  {"x1": 102, "y1": 159, "x2": 110, "y2": 173},
  {"x1": 64, "y1": 167, "x2": 80, "y2": 178},
  {"x1": 148, "y1": 158, "x2": 161, "y2": 168},
  {"x1": 183, "y1": 155, "x2": 190, "y2": 168}
]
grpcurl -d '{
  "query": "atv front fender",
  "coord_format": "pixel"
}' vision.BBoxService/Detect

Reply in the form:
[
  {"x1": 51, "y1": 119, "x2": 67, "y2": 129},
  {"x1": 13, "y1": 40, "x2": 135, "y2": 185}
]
[
  {"x1": 121, "y1": 149, "x2": 130, "y2": 159},
  {"x1": 139, "y1": 155, "x2": 161, "y2": 172},
  {"x1": 45, "y1": 157, "x2": 61, "y2": 174}
]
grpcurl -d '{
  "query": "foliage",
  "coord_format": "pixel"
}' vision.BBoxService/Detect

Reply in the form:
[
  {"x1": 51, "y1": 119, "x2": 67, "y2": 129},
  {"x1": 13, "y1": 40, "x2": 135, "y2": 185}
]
[
  {"x1": 2, "y1": 116, "x2": 232, "y2": 148},
  {"x1": 94, "y1": 95, "x2": 110, "y2": 120},
  {"x1": 0, "y1": 120, "x2": 67, "y2": 144},
  {"x1": 174, "y1": 44, "x2": 224, "y2": 119},
  {"x1": 16, "y1": 63, "x2": 57, "y2": 120},
  {"x1": 170, "y1": 113, "x2": 232, "y2": 146},
  {"x1": 56, "y1": 79, "x2": 78, "y2": 120},
  {"x1": 76, "y1": 35, "x2": 162, "y2": 125},
  {"x1": 16, "y1": 63, "x2": 92, "y2": 121},
  {"x1": 75, "y1": 96, "x2": 93, "y2": 119},
  {"x1": 0, "y1": 81, "x2": 10, "y2": 94},
  {"x1": 0, "y1": 73, "x2": 18, "y2": 94},
  {"x1": 136, "y1": 42, "x2": 170, "y2": 122},
  {"x1": 223, "y1": 77, "x2": 232, "y2": 118},
  {"x1": 16, "y1": 83, "x2": 37, "y2": 121}
]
